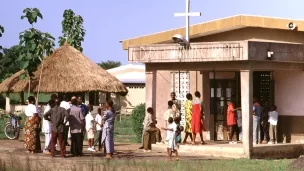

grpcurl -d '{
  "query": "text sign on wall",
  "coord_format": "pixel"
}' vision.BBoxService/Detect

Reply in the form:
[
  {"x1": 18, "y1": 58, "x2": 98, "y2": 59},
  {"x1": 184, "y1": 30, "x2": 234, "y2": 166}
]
[{"x1": 128, "y1": 43, "x2": 243, "y2": 63}]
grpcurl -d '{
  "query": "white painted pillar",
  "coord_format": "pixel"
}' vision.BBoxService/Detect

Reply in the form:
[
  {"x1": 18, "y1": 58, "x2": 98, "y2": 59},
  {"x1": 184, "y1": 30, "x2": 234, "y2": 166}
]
[
  {"x1": 5, "y1": 93, "x2": 10, "y2": 112},
  {"x1": 85, "y1": 92, "x2": 90, "y2": 105},
  {"x1": 241, "y1": 70, "x2": 253, "y2": 158},
  {"x1": 145, "y1": 69, "x2": 157, "y2": 121},
  {"x1": 145, "y1": 71, "x2": 154, "y2": 110}
]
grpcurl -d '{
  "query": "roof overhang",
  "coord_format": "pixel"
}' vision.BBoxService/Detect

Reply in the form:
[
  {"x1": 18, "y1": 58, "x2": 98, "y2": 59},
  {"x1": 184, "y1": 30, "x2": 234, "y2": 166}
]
[{"x1": 121, "y1": 15, "x2": 304, "y2": 50}]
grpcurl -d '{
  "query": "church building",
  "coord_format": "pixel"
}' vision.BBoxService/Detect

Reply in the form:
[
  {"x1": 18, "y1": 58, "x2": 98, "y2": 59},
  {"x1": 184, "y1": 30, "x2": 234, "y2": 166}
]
[{"x1": 121, "y1": 15, "x2": 304, "y2": 158}]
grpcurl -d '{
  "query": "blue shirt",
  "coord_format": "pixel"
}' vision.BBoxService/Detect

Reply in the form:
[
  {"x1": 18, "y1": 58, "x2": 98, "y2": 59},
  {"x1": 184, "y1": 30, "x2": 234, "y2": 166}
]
[
  {"x1": 254, "y1": 103, "x2": 262, "y2": 119},
  {"x1": 79, "y1": 104, "x2": 87, "y2": 117}
]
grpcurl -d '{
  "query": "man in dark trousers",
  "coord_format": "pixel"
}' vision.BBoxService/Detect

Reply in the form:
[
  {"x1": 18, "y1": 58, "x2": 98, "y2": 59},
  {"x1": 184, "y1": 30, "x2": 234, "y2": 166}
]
[{"x1": 44, "y1": 98, "x2": 69, "y2": 158}]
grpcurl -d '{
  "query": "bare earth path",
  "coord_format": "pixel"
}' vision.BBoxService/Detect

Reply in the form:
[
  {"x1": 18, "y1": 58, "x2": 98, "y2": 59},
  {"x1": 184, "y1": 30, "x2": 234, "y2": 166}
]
[{"x1": 0, "y1": 139, "x2": 222, "y2": 170}]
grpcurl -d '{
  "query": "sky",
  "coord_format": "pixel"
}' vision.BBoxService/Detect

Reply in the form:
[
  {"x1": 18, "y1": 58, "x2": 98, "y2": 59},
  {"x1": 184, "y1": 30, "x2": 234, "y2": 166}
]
[{"x1": 0, "y1": 0, "x2": 304, "y2": 64}]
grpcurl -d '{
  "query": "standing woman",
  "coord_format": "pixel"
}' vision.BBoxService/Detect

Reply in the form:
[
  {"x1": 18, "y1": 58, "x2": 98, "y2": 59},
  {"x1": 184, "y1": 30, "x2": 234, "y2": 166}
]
[
  {"x1": 191, "y1": 91, "x2": 206, "y2": 145},
  {"x1": 183, "y1": 93, "x2": 193, "y2": 144},
  {"x1": 101, "y1": 100, "x2": 116, "y2": 159},
  {"x1": 24, "y1": 96, "x2": 42, "y2": 153}
]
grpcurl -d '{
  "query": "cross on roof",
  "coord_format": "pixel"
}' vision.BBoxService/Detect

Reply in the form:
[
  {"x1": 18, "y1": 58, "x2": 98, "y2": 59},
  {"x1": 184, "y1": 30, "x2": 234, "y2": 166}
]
[{"x1": 174, "y1": 0, "x2": 201, "y2": 42}]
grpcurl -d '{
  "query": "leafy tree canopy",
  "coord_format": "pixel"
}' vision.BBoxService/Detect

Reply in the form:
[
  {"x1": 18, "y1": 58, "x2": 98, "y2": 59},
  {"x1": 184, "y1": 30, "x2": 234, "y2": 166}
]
[
  {"x1": 21, "y1": 8, "x2": 43, "y2": 25},
  {"x1": 0, "y1": 45, "x2": 23, "y2": 82},
  {"x1": 97, "y1": 60, "x2": 121, "y2": 70},
  {"x1": 58, "y1": 9, "x2": 86, "y2": 52},
  {"x1": 0, "y1": 25, "x2": 4, "y2": 58},
  {"x1": 18, "y1": 8, "x2": 55, "y2": 78}
]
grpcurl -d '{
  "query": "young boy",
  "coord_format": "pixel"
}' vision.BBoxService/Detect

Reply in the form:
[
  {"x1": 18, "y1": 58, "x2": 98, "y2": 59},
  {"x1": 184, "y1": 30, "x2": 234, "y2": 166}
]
[
  {"x1": 95, "y1": 105, "x2": 104, "y2": 151},
  {"x1": 162, "y1": 117, "x2": 179, "y2": 161},
  {"x1": 86, "y1": 104, "x2": 96, "y2": 152},
  {"x1": 268, "y1": 105, "x2": 278, "y2": 144}
]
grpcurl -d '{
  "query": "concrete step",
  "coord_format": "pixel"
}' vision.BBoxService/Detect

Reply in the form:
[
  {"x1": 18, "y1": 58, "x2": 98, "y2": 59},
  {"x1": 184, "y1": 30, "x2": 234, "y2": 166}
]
[{"x1": 152, "y1": 143, "x2": 246, "y2": 158}]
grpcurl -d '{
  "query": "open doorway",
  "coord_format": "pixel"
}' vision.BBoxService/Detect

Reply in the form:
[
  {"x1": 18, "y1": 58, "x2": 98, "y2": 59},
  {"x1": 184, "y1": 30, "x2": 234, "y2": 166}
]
[{"x1": 210, "y1": 71, "x2": 274, "y2": 141}]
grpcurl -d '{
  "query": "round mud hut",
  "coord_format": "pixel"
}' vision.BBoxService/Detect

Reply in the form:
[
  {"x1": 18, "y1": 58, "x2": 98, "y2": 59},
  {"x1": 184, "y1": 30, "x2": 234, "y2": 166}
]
[{"x1": 0, "y1": 42, "x2": 128, "y2": 111}]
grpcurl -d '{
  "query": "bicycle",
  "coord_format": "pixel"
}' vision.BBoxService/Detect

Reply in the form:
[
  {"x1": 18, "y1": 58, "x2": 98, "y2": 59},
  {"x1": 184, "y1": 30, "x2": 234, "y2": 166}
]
[{"x1": 4, "y1": 113, "x2": 22, "y2": 140}]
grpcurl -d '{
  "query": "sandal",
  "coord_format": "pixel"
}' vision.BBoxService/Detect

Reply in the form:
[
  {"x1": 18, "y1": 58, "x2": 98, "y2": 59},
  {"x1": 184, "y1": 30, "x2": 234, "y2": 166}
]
[
  {"x1": 201, "y1": 141, "x2": 207, "y2": 145},
  {"x1": 175, "y1": 158, "x2": 179, "y2": 161}
]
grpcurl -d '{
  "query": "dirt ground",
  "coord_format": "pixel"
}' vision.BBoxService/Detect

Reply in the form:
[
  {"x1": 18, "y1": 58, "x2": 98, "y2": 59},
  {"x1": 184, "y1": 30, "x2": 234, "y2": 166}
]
[
  {"x1": 0, "y1": 139, "x2": 222, "y2": 170},
  {"x1": 289, "y1": 155, "x2": 304, "y2": 170}
]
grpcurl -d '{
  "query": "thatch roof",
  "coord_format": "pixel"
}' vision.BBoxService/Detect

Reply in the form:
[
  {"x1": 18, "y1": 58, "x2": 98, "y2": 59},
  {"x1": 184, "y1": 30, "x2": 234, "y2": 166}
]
[
  {"x1": 0, "y1": 70, "x2": 30, "y2": 93},
  {"x1": 0, "y1": 42, "x2": 128, "y2": 95}
]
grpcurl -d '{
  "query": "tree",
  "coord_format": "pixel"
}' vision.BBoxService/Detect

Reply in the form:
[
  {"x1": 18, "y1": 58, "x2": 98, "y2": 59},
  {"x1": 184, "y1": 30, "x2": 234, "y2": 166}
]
[
  {"x1": 0, "y1": 25, "x2": 4, "y2": 58},
  {"x1": 98, "y1": 60, "x2": 121, "y2": 70},
  {"x1": 17, "y1": 8, "x2": 55, "y2": 78},
  {"x1": 0, "y1": 45, "x2": 23, "y2": 82},
  {"x1": 58, "y1": 9, "x2": 86, "y2": 52}
]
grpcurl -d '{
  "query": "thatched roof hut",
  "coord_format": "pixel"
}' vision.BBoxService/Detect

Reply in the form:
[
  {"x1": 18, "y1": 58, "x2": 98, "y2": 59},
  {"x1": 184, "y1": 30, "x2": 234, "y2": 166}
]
[
  {"x1": 0, "y1": 42, "x2": 128, "y2": 95},
  {"x1": 0, "y1": 70, "x2": 29, "y2": 93}
]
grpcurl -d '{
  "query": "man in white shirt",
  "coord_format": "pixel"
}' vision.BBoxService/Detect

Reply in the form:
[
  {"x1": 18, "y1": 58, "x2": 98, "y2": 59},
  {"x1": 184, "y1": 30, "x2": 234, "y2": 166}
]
[
  {"x1": 268, "y1": 105, "x2": 278, "y2": 144},
  {"x1": 60, "y1": 96, "x2": 71, "y2": 146}
]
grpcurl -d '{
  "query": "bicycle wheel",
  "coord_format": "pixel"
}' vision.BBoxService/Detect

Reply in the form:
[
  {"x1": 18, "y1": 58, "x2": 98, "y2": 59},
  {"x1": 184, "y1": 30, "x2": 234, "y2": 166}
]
[{"x1": 5, "y1": 124, "x2": 16, "y2": 140}]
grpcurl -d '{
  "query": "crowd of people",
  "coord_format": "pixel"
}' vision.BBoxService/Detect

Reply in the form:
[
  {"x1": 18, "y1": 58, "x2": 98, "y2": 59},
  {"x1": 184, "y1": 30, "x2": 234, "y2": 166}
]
[
  {"x1": 23, "y1": 94, "x2": 116, "y2": 159},
  {"x1": 226, "y1": 97, "x2": 279, "y2": 145},
  {"x1": 21, "y1": 91, "x2": 279, "y2": 161},
  {"x1": 140, "y1": 91, "x2": 207, "y2": 160},
  {"x1": 141, "y1": 92, "x2": 279, "y2": 160}
]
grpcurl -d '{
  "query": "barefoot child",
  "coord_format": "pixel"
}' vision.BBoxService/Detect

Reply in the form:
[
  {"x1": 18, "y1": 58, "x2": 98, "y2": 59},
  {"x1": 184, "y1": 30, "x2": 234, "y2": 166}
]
[
  {"x1": 162, "y1": 117, "x2": 179, "y2": 161},
  {"x1": 86, "y1": 104, "x2": 96, "y2": 152}
]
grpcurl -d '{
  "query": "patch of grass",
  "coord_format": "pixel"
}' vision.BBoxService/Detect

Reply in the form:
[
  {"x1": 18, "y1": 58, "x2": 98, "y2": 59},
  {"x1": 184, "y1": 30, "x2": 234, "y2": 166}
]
[
  {"x1": 114, "y1": 127, "x2": 135, "y2": 135},
  {"x1": 114, "y1": 115, "x2": 135, "y2": 143},
  {"x1": 83, "y1": 158, "x2": 294, "y2": 171},
  {"x1": 0, "y1": 118, "x2": 6, "y2": 139}
]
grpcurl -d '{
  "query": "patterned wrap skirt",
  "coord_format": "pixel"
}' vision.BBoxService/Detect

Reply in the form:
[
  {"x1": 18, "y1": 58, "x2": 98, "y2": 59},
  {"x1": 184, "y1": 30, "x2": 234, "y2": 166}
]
[{"x1": 24, "y1": 116, "x2": 41, "y2": 152}]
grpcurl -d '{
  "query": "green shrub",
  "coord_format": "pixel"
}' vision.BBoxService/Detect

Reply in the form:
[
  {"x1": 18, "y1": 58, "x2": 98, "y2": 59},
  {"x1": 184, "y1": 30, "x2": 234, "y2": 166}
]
[{"x1": 131, "y1": 103, "x2": 145, "y2": 143}]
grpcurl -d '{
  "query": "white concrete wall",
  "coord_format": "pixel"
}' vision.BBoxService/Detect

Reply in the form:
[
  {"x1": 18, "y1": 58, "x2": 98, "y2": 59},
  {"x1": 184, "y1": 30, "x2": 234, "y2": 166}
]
[{"x1": 274, "y1": 71, "x2": 304, "y2": 116}]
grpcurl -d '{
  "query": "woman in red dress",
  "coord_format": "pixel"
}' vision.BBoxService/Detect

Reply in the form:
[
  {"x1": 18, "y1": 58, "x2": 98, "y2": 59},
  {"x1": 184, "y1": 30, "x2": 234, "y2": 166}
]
[
  {"x1": 227, "y1": 101, "x2": 237, "y2": 144},
  {"x1": 191, "y1": 91, "x2": 206, "y2": 145}
]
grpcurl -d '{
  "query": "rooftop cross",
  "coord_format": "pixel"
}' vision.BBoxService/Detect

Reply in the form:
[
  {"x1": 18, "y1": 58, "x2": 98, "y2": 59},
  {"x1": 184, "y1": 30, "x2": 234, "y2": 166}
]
[{"x1": 174, "y1": 0, "x2": 201, "y2": 42}]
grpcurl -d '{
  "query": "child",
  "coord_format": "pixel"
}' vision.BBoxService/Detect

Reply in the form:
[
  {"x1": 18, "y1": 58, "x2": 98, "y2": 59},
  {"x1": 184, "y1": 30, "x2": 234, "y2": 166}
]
[
  {"x1": 95, "y1": 105, "x2": 104, "y2": 151},
  {"x1": 174, "y1": 117, "x2": 183, "y2": 146},
  {"x1": 86, "y1": 104, "x2": 96, "y2": 152},
  {"x1": 268, "y1": 105, "x2": 278, "y2": 144},
  {"x1": 162, "y1": 117, "x2": 179, "y2": 161},
  {"x1": 164, "y1": 101, "x2": 175, "y2": 127}
]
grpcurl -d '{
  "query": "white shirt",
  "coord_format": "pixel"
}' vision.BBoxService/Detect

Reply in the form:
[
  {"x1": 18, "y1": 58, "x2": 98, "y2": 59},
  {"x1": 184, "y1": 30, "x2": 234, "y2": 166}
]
[
  {"x1": 60, "y1": 101, "x2": 70, "y2": 125},
  {"x1": 85, "y1": 112, "x2": 94, "y2": 132},
  {"x1": 268, "y1": 111, "x2": 278, "y2": 125},
  {"x1": 95, "y1": 114, "x2": 103, "y2": 131},
  {"x1": 60, "y1": 101, "x2": 70, "y2": 110},
  {"x1": 166, "y1": 122, "x2": 177, "y2": 141},
  {"x1": 25, "y1": 104, "x2": 37, "y2": 117},
  {"x1": 42, "y1": 105, "x2": 52, "y2": 133}
]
